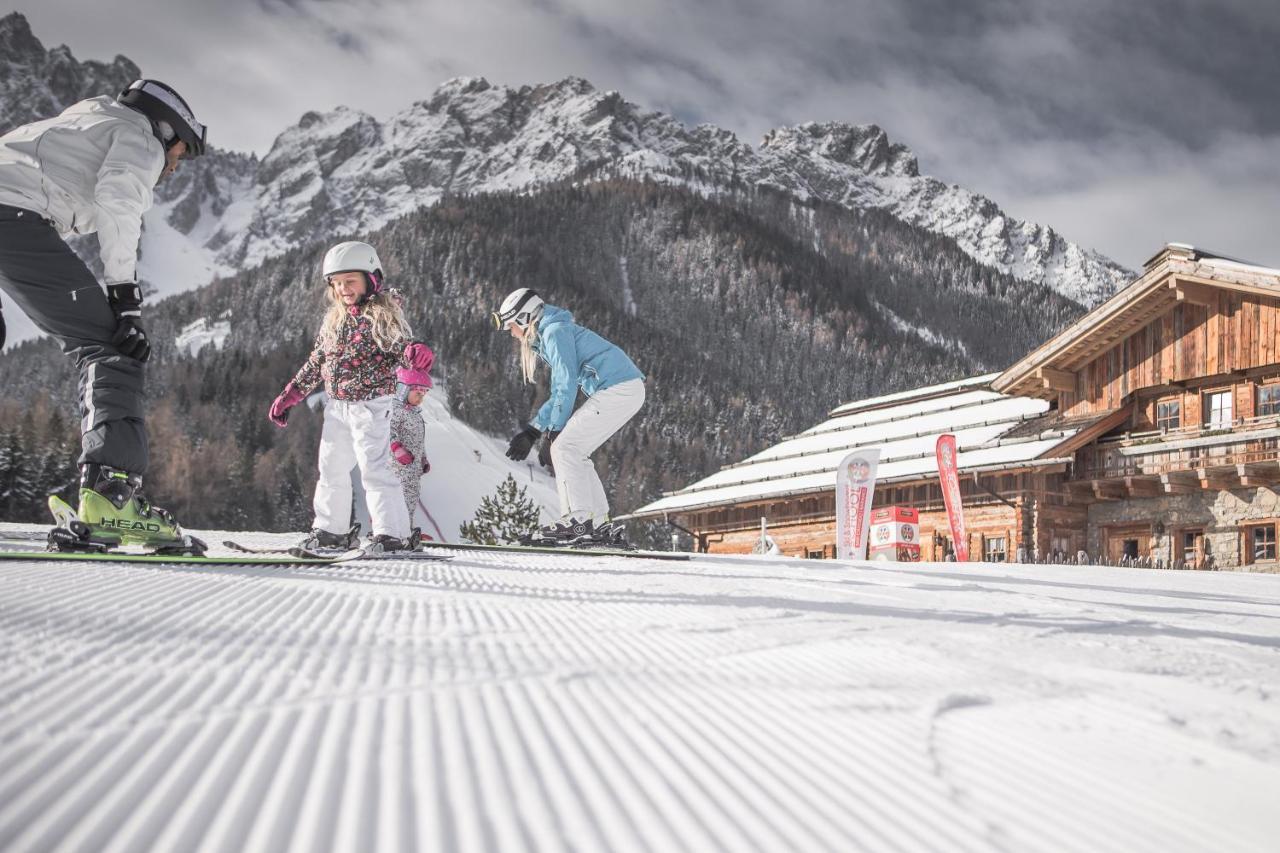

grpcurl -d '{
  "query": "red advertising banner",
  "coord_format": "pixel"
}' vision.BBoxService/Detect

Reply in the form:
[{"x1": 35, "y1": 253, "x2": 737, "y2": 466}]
[
  {"x1": 935, "y1": 434, "x2": 969, "y2": 561},
  {"x1": 836, "y1": 449, "x2": 881, "y2": 560}
]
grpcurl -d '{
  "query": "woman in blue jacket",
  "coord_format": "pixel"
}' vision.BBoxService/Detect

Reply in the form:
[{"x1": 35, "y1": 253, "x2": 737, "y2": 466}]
[{"x1": 494, "y1": 288, "x2": 645, "y2": 545}]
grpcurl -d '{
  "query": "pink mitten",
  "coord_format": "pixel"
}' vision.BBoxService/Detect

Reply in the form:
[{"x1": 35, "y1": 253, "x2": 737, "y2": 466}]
[
  {"x1": 391, "y1": 441, "x2": 414, "y2": 466},
  {"x1": 268, "y1": 383, "x2": 305, "y2": 427}
]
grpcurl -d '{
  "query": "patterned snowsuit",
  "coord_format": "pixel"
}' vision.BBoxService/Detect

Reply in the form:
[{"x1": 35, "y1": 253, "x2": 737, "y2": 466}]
[
  {"x1": 390, "y1": 402, "x2": 428, "y2": 525},
  {"x1": 291, "y1": 306, "x2": 416, "y2": 539}
]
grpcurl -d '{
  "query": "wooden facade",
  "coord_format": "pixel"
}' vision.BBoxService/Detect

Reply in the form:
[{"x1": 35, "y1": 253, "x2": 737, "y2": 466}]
[{"x1": 633, "y1": 246, "x2": 1280, "y2": 571}]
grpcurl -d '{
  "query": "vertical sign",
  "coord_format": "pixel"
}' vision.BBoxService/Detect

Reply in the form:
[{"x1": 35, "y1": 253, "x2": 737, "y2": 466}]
[
  {"x1": 836, "y1": 449, "x2": 881, "y2": 560},
  {"x1": 936, "y1": 434, "x2": 969, "y2": 561}
]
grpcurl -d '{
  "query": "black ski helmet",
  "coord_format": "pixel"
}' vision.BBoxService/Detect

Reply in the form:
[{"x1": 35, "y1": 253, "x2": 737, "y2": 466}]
[{"x1": 118, "y1": 79, "x2": 207, "y2": 158}]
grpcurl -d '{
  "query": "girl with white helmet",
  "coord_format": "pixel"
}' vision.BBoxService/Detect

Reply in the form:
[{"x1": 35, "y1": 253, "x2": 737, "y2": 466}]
[
  {"x1": 268, "y1": 241, "x2": 435, "y2": 553},
  {"x1": 494, "y1": 288, "x2": 645, "y2": 546}
]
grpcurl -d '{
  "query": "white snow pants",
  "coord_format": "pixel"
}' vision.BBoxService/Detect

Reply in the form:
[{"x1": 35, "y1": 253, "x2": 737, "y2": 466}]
[
  {"x1": 550, "y1": 378, "x2": 645, "y2": 523},
  {"x1": 312, "y1": 396, "x2": 411, "y2": 539}
]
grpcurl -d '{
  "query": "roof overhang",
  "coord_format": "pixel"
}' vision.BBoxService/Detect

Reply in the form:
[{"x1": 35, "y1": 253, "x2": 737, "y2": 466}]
[
  {"x1": 993, "y1": 245, "x2": 1280, "y2": 399},
  {"x1": 620, "y1": 457, "x2": 1073, "y2": 522}
]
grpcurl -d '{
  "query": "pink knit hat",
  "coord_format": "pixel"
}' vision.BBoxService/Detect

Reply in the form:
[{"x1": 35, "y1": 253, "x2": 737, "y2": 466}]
[{"x1": 396, "y1": 365, "x2": 433, "y2": 389}]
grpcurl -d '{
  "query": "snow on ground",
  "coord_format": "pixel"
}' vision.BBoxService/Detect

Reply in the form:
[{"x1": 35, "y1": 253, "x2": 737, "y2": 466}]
[
  {"x1": 174, "y1": 313, "x2": 232, "y2": 358},
  {"x1": 0, "y1": 525, "x2": 1277, "y2": 852}
]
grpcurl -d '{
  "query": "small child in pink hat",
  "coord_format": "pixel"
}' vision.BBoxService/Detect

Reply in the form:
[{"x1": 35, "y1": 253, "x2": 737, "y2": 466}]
[{"x1": 390, "y1": 350, "x2": 433, "y2": 529}]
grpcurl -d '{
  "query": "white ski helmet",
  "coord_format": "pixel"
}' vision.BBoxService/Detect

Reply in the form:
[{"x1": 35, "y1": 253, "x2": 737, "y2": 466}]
[
  {"x1": 492, "y1": 288, "x2": 544, "y2": 330},
  {"x1": 322, "y1": 241, "x2": 384, "y2": 297}
]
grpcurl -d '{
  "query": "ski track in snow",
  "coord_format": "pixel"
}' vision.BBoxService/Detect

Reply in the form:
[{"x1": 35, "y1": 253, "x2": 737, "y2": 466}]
[{"x1": 0, "y1": 526, "x2": 1278, "y2": 852}]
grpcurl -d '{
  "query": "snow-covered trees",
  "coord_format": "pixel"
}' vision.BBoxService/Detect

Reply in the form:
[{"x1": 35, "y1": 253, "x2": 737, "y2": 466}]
[{"x1": 0, "y1": 179, "x2": 1086, "y2": 532}]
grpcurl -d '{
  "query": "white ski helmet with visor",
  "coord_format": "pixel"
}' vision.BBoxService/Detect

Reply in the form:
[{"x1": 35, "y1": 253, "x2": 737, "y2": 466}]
[
  {"x1": 323, "y1": 241, "x2": 385, "y2": 298},
  {"x1": 118, "y1": 79, "x2": 206, "y2": 158},
  {"x1": 492, "y1": 288, "x2": 544, "y2": 330}
]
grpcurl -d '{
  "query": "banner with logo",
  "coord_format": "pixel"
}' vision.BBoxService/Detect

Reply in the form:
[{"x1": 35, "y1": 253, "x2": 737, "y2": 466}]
[
  {"x1": 836, "y1": 449, "x2": 881, "y2": 560},
  {"x1": 935, "y1": 434, "x2": 969, "y2": 561}
]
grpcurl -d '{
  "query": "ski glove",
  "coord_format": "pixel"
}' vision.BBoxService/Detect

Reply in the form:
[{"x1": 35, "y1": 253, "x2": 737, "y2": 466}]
[
  {"x1": 422, "y1": 454, "x2": 431, "y2": 474},
  {"x1": 269, "y1": 382, "x2": 305, "y2": 428},
  {"x1": 404, "y1": 341, "x2": 434, "y2": 371},
  {"x1": 505, "y1": 423, "x2": 541, "y2": 461},
  {"x1": 391, "y1": 441, "x2": 414, "y2": 466},
  {"x1": 537, "y1": 430, "x2": 560, "y2": 471},
  {"x1": 106, "y1": 283, "x2": 150, "y2": 362}
]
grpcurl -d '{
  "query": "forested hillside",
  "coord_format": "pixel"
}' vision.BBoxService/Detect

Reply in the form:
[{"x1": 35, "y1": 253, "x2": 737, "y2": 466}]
[{"x1": 0, "y1": 180, "x2": 1083, "y2": 530}]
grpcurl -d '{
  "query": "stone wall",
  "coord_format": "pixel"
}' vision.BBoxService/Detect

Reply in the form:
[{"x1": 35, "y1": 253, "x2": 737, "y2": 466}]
[{"x1": 1086, "y1": 486, "x2": 1280, "y2": 571}]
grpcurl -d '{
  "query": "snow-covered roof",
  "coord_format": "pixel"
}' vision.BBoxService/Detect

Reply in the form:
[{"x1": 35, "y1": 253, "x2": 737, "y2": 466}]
[{"x1": 629, "y1": 376, "x2": 1085, "y2": 518}]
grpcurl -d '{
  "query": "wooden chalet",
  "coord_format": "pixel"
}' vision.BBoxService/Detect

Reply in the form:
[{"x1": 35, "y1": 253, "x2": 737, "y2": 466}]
[{"x1": 627, "y1": 244, "x2": 1280, "y2": 570}]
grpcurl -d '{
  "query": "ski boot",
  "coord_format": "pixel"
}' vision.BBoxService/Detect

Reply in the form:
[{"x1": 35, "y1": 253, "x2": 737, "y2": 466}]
[
  {"x1": 520, "y1": 517, "x2": 597, "y2": 547},
  {"x1": 363, "y1": 528, "x2": 421, "y2": 555},
  {"x1": 594, "y1": 520, "x2": 633, "y2": 549},
  {"x1": 52, "y1": 464, "x2": 207, "y2": 556},
  {"x1": 298, "y1": 523, "x2": 361, "y2": 551}
]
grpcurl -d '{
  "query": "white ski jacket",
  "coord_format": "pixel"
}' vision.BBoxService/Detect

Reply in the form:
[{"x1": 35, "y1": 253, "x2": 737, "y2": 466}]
[{"x1": 0, "y1": 96, "x2": 164, "y2": 285}]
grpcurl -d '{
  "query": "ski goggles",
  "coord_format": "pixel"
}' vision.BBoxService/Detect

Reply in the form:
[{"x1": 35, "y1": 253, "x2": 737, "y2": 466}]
[{"x1": 491, "y1": 292, "x2": 540, "y2": 329}]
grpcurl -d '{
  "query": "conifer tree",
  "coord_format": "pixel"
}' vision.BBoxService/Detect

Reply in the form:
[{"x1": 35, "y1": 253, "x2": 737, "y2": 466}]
[{"x1": 459, "y1": 475, "x2": 541, "y2": 545}]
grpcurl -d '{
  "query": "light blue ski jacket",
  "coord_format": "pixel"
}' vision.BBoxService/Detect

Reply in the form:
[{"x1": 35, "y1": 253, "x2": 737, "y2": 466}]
[{"x1": 531, "y1": 305, "x2": 643, "y2": 432}]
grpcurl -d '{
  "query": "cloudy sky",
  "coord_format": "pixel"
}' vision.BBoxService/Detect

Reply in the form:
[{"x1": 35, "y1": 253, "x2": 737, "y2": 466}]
[{"x1": 24, "y1": 0, "x2": 1280, "y2": 269}]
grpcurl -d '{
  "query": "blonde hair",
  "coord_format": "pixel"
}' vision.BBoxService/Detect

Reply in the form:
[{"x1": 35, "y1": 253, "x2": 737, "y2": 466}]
[
  {"x1": 318, "y1": 287, "x2": 411, "y2": 352},
  {"x1": 519, "y1": 320, "x2": 540, "y2": 385}
]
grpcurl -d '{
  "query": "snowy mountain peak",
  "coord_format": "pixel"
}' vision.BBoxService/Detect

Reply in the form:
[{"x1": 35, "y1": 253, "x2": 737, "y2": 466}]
[
  {"x1": 764, "y1": 122, "x2": 920, "y2": 178},
  {"x1": 213, "y1": 75, "x2": 1128, "y2": 302},
  {"x1": 0, "y1": 11, "x2": 42, "y2": 61},
  {"x1": 0, "y1": 12, "x2": 139, "y2": 132},
  {"x1": 0, "y1": 14, "x2": 1133, "y2": 313}
]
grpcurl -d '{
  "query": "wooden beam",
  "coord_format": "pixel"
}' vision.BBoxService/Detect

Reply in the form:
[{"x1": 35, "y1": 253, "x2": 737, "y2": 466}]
[
  {"x1": 1196, "y1": 467, "x2": 1235, "y2": 491},
  {"x1": 1161, "y1": 472, "x2": 1197, "y2": 494},
  {"x1": 1238, "y1": 462, "x2": 1280, "y2": 488},
  {"x1": 1170, "y1": 278, "x2": 1215, "y2": 307},
  {"x1": 1066, "y1": 481, "x2": 1098, "y2": 504},
  {"x1": 1124, "y1": 476, "x2": 1164, "y2": 498},
  {"x1": 1092, "y1": 479, "x2": 1126, "y2": 501},
  {"x1": 1037, "y1": 366, "x2": 1076, "y2": 393}
]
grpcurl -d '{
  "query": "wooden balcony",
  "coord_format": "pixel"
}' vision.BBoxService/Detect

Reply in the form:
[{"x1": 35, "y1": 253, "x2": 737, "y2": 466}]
[{"x1": 1068, "y1": 414, "x2": 1280, "y2": 499}]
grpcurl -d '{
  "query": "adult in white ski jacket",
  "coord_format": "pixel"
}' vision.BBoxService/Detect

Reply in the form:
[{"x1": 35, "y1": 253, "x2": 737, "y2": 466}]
[{"x1": 0, "y1": 79, "x2": 206, "y2": 525}]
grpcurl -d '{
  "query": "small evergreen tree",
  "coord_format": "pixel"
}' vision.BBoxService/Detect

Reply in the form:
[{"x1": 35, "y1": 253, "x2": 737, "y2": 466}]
[{"x1": 459, "y1": 474, "x2": 541, "y2": 544}]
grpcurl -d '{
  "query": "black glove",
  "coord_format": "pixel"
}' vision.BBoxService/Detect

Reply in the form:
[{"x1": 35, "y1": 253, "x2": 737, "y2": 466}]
[
  {"x1": 106, "y1": 283, "x2": 150, "y2": 363},
  {"x1": 537, "y1": 430, "x2": 560, "y2": 471},
  {"x1": 505, "y1": 423, "x2": 541, "y2": 461}
]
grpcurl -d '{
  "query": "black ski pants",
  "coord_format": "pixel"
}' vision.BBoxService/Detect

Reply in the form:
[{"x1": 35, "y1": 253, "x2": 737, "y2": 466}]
[{"x1": 0, "y1": 204, "x2": 148, "y2": 474}]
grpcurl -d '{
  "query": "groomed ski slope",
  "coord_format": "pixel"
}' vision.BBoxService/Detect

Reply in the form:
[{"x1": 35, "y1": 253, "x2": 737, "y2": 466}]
[{"x1": 1, "y1": 527, "x2": 1277, "y2": 852}]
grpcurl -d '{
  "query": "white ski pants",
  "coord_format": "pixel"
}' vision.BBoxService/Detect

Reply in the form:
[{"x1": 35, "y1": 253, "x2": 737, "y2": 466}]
[
  {"x1": 550, "y1": 378, "x2": 645, "y2": 523},
  {"x1": 313, "y1": 396, "x2": 411, "y2": 539}
]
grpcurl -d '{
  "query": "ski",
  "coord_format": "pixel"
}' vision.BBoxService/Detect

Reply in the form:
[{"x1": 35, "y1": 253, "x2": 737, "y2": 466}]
[
  {"x1": 0, "y1": 549, "x2": 357, "y2": 566},
  {"x1": 223, "y1": 540, "x2": 340, "y2": 559},
  {"x1": 415, "y1": 540, "x2": 691, "y2": 561}
]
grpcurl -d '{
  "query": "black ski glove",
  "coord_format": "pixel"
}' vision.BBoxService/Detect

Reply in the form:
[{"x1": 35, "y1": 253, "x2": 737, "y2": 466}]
[
  {"x1": 537, "y1": 430, "x2": 560, "y2": 471},
  {"x1": 505, "y1": 423, "x2": 541, "y2": 461},
  {"x1": 106, "y1": 283, "x2": 150, "y2": 363}
]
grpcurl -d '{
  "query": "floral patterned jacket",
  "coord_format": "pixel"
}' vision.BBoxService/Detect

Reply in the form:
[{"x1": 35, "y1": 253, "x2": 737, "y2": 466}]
[{"x1": 291, "y1": 306, "x2": 408, "y2": 401}]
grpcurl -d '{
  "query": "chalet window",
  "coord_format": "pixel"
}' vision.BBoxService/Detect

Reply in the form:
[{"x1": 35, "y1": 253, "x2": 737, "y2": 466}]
[
  {"x1": 1258, "y1": 385, "x2": 1280, "y2": 417},
  {"x1": 1156, "y1": 400, "x2": 1181, "y2": 430},
  {"x1": 1204, "y1": 390, "x2": 1233, "y2": 428},
  {"x1": 983, "y1": 536, "x2": 1007, "y2": 562},
  {"x1": 1181, "y1": 531, "x2": 1202, "y2": 564},
  {"x1": 1249, "y1": 524, "x2": 1277, "y2": 563}
]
